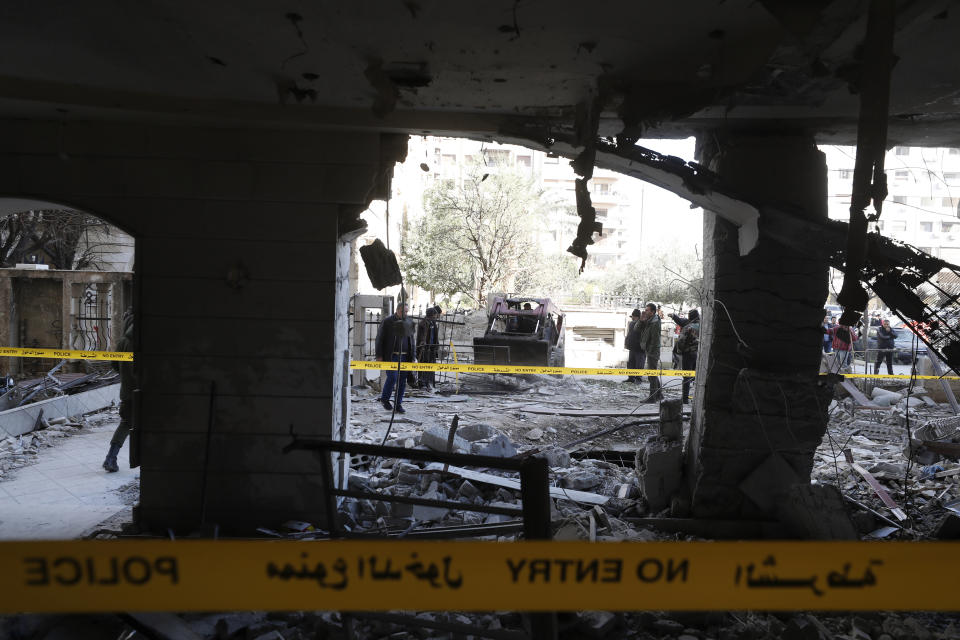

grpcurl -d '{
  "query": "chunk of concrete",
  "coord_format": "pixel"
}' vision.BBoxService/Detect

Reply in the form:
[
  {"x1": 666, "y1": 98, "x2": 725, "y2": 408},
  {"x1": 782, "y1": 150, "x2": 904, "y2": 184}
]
[
  {"x1": 419, "y1": 426, "x2": 469, "y2": 454},
  {"x1": 476, "y1": 434, "x2": 518, "y2": 458},
  {"x1": 658, "y1": 398, "x2": 684, "y2": 442},
  {"x1": 534, "y1": 446, "x2": 571, "y2": 468},
  {"x1": 561, "y1": 471, "x2": 601, "y2": 491},
  {"x1": 636, "y1": 437, "x2": 683, "y2": 513}
]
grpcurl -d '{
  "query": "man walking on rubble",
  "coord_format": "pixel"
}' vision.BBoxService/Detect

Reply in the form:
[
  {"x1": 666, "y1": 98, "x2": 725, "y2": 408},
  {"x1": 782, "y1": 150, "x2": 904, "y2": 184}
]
[
  {"x1": 416, "y1": 305, "x2": 442, "y2": 391},
  {"x1": 103, "y1": 309, "x2": 134, "y2": 473},
  {"x1": 675, "y1": 309, "x2": 700, "y2": 404},
  {"x1": 376, "y1": 301, "x2": 416, "y2": 413},
  {"x1": 625, "y1": 308, "x2": 645, "y2": 384},
  {"x1": 875, "y1": 318, "x2": 897, "y2": 376},
  {"x1": 640, "y1": 302, "x2": 662, "y2": 400}
]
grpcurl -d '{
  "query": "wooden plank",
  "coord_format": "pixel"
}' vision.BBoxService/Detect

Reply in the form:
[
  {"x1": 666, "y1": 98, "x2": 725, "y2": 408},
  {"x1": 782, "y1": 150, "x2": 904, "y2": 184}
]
[{"x1": 436, "y1": 464, "x2": 609, "y2": 505}]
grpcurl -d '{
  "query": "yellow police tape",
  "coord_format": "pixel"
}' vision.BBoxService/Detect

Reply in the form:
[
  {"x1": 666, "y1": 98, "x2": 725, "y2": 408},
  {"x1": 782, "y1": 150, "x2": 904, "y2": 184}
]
[
  {"x1": 0, "y1": 347, "x2": 133, "y2": 362},
  {"x1": 1, "y1": 347, "x2": 957, "y2": 381},
  {"x1": 0, "y1": 540, "x2": 956, "y2": 613}
]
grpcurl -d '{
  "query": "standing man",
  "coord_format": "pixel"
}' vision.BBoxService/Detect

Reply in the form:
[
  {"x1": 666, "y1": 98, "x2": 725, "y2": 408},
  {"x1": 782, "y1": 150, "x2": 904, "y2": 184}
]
[
  {"x1": 103, "y1": 309, "x2": 134, "y2": 472},
  {"x1": 376, "y1": 302, "x2": 415, "y2": 414},
  {"x1": 669, "y1": 309, "x2": 693, "y2": 368},
  {"x1": 640, "y1": 302, "x2": 662, "y2": 400},
  {"x1": 417, "y1": 305, "x2": 442, "y2": 391},
  {"x1": 822, "y1": 313, "x2": 834, "y2": 354},
  {"x1": 625, "y1": 308, "x2": 645, "y2": 384},
  {"x1": 675, "y1": 309, "x2": 700, "y2": 404},
  {"x1": 830, "y1": 322, "x2": 857, "y2": 370},
  {"x1": 875, "y1": 318, "x2": 897, "y2": 375}
]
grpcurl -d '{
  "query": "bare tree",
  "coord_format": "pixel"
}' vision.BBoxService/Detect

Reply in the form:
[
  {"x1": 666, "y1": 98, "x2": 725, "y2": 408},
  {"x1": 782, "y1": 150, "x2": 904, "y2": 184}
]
[{"x1": 0, "y1": 209, "x2": 120, "y2": 270}]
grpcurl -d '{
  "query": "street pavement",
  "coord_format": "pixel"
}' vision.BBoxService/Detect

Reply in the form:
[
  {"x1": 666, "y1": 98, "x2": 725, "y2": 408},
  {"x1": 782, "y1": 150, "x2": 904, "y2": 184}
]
[{"x1": 0, "y1": 417, "x2": 137, "y2": 540}]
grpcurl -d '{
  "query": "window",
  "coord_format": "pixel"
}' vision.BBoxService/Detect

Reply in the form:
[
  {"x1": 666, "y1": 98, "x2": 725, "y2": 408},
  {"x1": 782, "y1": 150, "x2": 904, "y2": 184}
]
[
  {"x1": 895, "y1": 146, "x2": 910, "y2": 156},
  {"x1": 485, "y1": 149, "x2": 512, "y2": 166},
  {"x1": 516, "y1": 155, "x2": 532, "y2": 167},
  {"x1": 595, "y1": 208, "x2": 608, "y2": 220},
  {"x1": 894, "y1": 170, "x2": 909, "y2": 180},
  {"x1": 839, "y1": 169, "x2": 853, "y2": 179},
  {"x1": 893, "y1": 195, "x2": 907, "y2": 204},
  {"x1": 890, "y1": 220, "x2": 907, "y2": 232},
  {"x1": 596, "y1": 182, "x2": 610, "y2": 194},
  {"x1": 921, "y1": 196, "x2": 938, "y2": 207},
  {"x1": 441, "y1": 154, "x2": 456, "y2": 166},
  {"x1": 944, "y1": 172, "x2": 960, "y2": 183},
  {"x1": 921, "y1": 221, "x2": 933, "y2": 232},
  {"x1": 919, "y1": 247, "x2": 935, "y2": 255},
  {"x1": 942, "y1": 222, "x2": 958, "y2": 233},
  {"x1": 944, "y1": 197, "x2": 960, "y2": 209}
]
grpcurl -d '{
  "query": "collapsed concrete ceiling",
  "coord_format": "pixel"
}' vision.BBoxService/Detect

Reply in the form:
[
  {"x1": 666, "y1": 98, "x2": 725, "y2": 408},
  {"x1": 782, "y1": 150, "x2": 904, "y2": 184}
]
[{"x1": 0, "y1": 1, "x2": 957, "y2": 145}]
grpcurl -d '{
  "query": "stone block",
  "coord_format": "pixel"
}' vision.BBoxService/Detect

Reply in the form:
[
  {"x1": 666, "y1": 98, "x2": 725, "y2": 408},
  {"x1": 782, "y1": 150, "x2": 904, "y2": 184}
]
[
  {"x1": 475, "y1": 434, "x2": 517, "y2": 458},
  {"x1": 534, "y1": 446, "x2": 571, "y2": 468},
  {"x1": 659, "y1": 398, "x2": 683, "y2": 441},
  {"x1": 636, "y1": 437, "x2": 683, "y2": 513},
  {"x1": 419, "y1": 426, "x2": 469, "y2": 454},
  {"x1": 560, "y1": 471, "x2": 601, "y2": 491}
]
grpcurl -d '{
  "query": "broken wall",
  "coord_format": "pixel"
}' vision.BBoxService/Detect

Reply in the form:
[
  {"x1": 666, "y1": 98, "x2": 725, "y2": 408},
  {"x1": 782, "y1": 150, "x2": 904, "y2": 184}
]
[{"x1": 0, "y1": 120, "x2": 404, "y2": 532}]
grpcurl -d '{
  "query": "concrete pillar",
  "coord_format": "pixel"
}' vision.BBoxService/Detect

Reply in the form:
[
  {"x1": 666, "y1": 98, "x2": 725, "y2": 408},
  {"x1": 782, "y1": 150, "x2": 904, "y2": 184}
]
[
  {"x1": 0, "y1": 274, "x2": 12, "y2": 374},
  {"x1": 686, "y1": 132, "x2": 833, "y2": 520},
  {"x1": 0, "y1": 119, "x2": 407, "y2": 533}
]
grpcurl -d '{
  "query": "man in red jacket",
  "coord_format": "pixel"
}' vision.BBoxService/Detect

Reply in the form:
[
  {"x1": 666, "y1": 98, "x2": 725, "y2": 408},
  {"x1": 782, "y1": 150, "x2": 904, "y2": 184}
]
[{"x1": 830, "y1": 323, "x2": 858, "y2": 369}]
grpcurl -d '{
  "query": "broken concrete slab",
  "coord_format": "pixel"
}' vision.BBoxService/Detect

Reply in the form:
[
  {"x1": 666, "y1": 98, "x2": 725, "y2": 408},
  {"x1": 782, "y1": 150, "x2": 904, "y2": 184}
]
[
  {"x1": 0, "y1": 383, "x2": 119, "y2": 438},
  {"x1": 561, "y1": 471, "x2": 601, "y2": 491}
]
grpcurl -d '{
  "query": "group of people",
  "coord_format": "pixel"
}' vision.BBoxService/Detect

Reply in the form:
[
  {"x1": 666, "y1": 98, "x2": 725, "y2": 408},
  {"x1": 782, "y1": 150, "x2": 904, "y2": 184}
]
[
  {"x1": 375, "y1": 302, "x2": 443, "y2": 414},
  {"x1": 625, "y1": 303, "x2": 700, "y2": 404},
  {"x1": 822, "y1": 311, "x2": 899, "y2": 375}
]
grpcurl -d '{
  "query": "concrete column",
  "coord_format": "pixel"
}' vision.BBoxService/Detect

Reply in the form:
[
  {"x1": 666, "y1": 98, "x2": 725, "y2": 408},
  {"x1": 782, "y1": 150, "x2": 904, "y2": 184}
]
[
  {"x1": 0, "y1": 274, "x2": 12, "y2": 374},
  {"x1": 686, "y1": 132, "x2": 833, "y2": 520}
]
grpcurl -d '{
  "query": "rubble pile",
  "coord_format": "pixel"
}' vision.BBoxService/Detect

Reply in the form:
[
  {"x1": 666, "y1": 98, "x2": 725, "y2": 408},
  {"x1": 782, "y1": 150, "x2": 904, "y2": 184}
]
[{"x1": 0, "y1": 413, "x2": 93, "y2": 480}]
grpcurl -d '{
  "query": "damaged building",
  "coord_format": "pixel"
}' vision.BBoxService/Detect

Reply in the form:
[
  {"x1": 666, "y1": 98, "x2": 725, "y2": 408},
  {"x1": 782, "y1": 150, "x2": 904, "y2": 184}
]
[{"x1": 4, "y1": 0, "x2": 960, "y2": 635}]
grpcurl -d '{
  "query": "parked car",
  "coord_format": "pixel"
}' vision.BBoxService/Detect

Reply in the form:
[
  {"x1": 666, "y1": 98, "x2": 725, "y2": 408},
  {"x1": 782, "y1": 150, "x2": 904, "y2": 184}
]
[{"x1": 855, "y1": 326, "x2": 928, "y2": 364}]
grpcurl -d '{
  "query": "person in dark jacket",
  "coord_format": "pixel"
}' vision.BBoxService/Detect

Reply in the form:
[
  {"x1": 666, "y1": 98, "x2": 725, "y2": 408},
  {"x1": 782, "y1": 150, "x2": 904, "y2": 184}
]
[
  {"x1": 874, "y1": 319, "x2": 897, "y2": 375},
  {"x1": 376, "y1": 302, "x2": 415, "y2": 413},
  {"x1": 104, "y1": 309, "x2": 135, "y2": 473},
  {"x1": 416, "y1": 306, "x2": 442, "y2": 390},
  {"x1": 625, "y1": 308, "x2": 645, "y2": 383},
  {"x1": 639, "y1": 303, "x2": 662, "y2": 400},
  {"x1": 675, "y1": 309, "x2": 700, "y2": 403},
  {"x1": 822, "y1": 313, "x2": 834, "y2": 353},
  {"x1": 669, "y1": 309, "x2": 693, "y2": 368}
]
